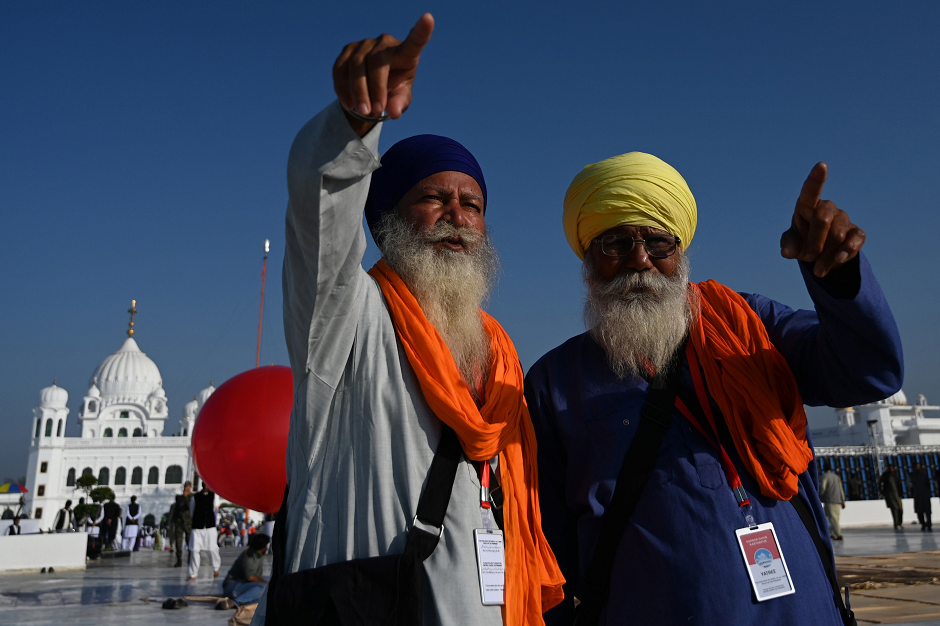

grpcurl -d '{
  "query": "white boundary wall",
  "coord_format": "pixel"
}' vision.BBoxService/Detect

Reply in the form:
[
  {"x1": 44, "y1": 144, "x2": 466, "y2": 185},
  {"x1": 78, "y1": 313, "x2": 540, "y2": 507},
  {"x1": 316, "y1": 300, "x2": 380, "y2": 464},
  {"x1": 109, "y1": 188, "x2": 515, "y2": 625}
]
[
  {"x1": 841, "y1": 497, "x2": 939, "y2": 528},
  {"x1": 0, "y1": 532, "x2": 86, "y2": 572}
]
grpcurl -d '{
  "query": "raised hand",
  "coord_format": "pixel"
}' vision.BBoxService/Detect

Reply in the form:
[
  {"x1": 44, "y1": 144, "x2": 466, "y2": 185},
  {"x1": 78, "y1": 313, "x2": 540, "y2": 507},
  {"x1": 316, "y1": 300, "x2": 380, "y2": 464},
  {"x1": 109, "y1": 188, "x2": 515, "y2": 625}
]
[
  {"x1": 780, "y1": 162, "x2": 866, "y2": 277},
  {"x1": 332, "y1": 13, "x2": 434, "y2": 135}
]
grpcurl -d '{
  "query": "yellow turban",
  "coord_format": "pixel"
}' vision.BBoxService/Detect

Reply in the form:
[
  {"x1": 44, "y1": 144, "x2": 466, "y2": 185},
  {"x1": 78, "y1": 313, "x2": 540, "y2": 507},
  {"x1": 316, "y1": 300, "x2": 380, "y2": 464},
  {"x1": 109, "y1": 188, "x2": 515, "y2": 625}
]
[{"x1": 562, "y1": 152, "x2": 697, "y2": 259}]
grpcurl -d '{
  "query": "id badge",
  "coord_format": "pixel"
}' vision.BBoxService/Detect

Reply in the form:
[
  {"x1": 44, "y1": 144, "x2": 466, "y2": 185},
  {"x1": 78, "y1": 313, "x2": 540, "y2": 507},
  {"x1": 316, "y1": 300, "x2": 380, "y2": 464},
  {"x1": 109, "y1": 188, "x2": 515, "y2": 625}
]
[
  {"x1": 735, "y1": 522, "x2": 795, "y2": 601},
  {"x1": 473, "y1": 528, "x2": 505, "y2": 605}
]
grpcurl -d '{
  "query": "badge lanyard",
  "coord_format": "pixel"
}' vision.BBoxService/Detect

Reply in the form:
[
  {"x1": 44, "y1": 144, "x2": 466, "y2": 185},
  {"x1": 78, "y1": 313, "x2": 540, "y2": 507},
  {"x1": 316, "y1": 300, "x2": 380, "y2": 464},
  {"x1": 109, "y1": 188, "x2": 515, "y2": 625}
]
[
  {"x1": 676, "y1": 342, "x2": 757, "y2": 529},
  {"x1": 478, "y1": 460, "x2": 497, "y2": 531},
  {"x1": 475, "y1": 459, "x2": 505, "y2": 605}
]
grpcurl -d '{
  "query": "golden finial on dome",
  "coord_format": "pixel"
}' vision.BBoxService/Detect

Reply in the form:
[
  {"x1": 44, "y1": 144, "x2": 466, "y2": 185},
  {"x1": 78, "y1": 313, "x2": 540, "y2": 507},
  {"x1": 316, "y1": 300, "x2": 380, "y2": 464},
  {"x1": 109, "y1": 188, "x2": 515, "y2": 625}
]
[
  {"x1": 127, "y1": 299, "x2": 138, "y2": 337},
  {"x1": 53, "y1": 378, "x2": 57, "y2": 386}
]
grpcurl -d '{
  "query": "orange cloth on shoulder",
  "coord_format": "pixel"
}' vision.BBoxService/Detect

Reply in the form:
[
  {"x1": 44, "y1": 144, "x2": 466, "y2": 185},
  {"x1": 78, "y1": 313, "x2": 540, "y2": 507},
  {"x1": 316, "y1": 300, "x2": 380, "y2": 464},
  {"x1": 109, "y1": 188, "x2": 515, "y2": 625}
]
[
  {"x1": 689, "y1": 280, "x2": 815, "y2": 501},
  {"x1": 368, "y1": 259, "x2": 565, "y2": 624}
]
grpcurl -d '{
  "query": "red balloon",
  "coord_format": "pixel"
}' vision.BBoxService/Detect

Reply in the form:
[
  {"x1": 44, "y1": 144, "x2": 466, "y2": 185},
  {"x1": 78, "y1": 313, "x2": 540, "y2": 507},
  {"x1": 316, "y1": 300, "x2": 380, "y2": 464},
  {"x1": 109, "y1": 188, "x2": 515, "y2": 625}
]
[{"x1": 192, "y1": 366, "x2": 293, "y2": 513}]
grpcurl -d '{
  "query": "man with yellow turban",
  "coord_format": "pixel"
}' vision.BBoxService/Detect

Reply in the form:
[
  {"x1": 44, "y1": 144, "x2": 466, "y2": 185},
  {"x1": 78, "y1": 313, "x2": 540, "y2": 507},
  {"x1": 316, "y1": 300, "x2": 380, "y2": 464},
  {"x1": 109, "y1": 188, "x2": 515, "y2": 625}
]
[{"x1": 525, "y1": 152, "x2": 903, "y2": 626}]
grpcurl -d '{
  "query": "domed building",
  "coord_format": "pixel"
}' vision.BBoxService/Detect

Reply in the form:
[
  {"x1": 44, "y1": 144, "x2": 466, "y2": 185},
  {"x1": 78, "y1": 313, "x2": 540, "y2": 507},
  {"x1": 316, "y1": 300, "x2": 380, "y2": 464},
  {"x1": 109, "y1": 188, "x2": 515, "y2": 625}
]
[
  {"x1": 22, "y1": 303, "x2": 217, "y2": 525},
  {"x1": 811, "y1": 388, "x2": 940, "y2": 447}
]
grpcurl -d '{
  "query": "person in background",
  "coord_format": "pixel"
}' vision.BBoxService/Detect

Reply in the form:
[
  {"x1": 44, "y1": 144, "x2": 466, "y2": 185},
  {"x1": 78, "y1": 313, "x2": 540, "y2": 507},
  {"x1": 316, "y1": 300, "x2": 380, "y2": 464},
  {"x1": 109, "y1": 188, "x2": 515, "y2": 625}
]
[
  {"x1": 53, "y1": 500, "x2": 74, "y2": 533},
  {"x1": 101, "y1": 495, "x2": 122, "y2": 550},
  {"x1": 187, "y1": 481, "x2": 221, "y2": 580},
  {"x1": 911, "y1": 462, "x2": 933, "y2": 532},
  {"x1": 215, "y1": 533, "x2": 271, "y2": 610},
  {"x1": 820, "y1": 470, "x2": 846, "y2": 540},
  {"x1": 171, "y1": 481, "x2": 193, "y2": 567},
  {"x1": 5, "y1": 515, "x2": 22, "y2": 535},
  {"x1": 122, "y1": 495, "x2": 141, "y2": 550},
  {"x1": 879, "y1": 465, "x2": 904, "y2": 530},
  {"x1": 847, "y1": 471, "x2": 863, "y2": 501}
]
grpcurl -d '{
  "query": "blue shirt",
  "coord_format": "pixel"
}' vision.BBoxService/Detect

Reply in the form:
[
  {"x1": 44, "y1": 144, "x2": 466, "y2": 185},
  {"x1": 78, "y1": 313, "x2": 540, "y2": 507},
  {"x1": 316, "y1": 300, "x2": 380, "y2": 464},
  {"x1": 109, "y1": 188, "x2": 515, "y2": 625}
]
[{"x1": 525, "y1": 255, "x2": 902, "y2": 626}]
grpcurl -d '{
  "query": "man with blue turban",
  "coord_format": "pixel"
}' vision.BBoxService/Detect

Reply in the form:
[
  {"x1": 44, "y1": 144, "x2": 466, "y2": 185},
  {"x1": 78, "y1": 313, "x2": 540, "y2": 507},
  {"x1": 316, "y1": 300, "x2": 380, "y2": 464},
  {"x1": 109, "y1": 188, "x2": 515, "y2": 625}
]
[
  {"x1": 255, "y1": 14, "x2": 563, "y2": 626},
  {"x1": 525, "y1": 152, "x2": 903, "y2": 625}
]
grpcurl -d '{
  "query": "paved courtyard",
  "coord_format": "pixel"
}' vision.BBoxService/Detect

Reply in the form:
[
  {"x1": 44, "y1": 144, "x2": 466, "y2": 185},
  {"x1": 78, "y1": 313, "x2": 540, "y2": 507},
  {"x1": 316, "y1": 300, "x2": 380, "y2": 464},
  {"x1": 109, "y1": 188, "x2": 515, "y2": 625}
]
[
  {"x1": 0, "y1": 527, "x2": 938, "y2": 625},
  {"x1": 0, "y1": 545, "x2": 268, "y2": 625}
]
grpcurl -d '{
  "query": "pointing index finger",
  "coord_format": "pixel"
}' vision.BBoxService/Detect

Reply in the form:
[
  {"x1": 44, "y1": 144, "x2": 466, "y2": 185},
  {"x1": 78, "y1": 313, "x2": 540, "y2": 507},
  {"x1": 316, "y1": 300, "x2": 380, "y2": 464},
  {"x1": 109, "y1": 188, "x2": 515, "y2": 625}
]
[
  {"x1": 796, "y1": 162, "x2": 828, "y2": 216},
  {"x1": 396, "y1": 13, "x2": 434, "y2": 59}
]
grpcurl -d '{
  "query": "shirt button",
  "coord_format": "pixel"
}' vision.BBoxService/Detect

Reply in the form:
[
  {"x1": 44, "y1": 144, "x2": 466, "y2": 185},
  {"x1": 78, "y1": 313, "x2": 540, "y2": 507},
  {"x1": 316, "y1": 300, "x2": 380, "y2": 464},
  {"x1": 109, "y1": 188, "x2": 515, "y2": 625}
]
[{"x1": 622, "y1": 419, "x2": 630, "y2": 426}]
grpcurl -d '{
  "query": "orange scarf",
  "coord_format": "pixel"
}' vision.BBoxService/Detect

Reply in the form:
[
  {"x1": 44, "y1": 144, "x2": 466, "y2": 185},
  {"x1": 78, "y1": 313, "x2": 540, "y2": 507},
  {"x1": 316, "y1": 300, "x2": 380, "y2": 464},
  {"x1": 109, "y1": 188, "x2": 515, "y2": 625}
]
[
  {"x1": 368, "y1": 260, "x2": 565, "y2": 624},
  {"x1": 689, "y1": 280, "x2": 814, "y2": 500}
]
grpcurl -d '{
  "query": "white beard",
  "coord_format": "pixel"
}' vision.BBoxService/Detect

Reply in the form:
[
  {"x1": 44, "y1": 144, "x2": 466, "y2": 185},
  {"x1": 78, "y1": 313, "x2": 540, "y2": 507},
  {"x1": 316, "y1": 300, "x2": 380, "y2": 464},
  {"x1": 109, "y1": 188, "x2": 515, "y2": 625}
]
[
  {"x1": 583, "y1": 252, "x2": 694, "y2": 379},
  {"x1": 375, "y1": 213, "x2": 500, "y2": 399}
]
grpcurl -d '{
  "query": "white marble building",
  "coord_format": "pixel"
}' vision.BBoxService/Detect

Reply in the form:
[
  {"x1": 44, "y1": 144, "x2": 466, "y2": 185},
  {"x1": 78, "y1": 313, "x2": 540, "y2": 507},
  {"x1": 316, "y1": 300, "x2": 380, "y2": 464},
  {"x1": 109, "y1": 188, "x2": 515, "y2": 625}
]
[
  {"x1": 16, "y1": 323, "x2": 215, "y2": 525},
  {"x1": 811, "y1": 389, "x2": 940, "y2": 447}
]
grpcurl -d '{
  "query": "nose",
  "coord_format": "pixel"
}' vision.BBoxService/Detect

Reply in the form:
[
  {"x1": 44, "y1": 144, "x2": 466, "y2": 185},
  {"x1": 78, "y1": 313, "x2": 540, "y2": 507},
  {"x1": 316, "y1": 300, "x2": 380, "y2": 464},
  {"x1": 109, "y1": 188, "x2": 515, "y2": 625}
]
[
  {"x1": 441, "y1": 198, "x2": 470, "y2": 227},
  {"x1": 619, "y1": 240, "x2": 655, "y2": 272}
]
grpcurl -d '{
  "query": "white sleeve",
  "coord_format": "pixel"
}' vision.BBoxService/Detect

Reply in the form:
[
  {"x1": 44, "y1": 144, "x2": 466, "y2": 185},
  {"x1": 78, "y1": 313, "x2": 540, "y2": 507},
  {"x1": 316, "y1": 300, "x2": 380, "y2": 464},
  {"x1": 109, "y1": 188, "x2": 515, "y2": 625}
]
[{"x1": 282, "y1": 100, "x2": 383, "y2": 389}]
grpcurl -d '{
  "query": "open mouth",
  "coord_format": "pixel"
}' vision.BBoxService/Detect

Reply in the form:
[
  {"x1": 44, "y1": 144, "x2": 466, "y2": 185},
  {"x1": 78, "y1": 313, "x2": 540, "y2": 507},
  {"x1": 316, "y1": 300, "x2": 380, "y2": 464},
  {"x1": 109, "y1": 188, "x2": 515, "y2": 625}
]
[{"x1": 437, "y1": 236, "x2": 465, "y2": 250}]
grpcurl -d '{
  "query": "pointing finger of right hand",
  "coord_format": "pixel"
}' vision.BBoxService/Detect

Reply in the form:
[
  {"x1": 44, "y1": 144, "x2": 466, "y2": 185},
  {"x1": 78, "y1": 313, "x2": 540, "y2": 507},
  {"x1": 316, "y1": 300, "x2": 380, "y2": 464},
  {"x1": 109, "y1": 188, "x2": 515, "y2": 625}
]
[
  {"x1": 396, "y1": 13, "x2": 434, "y2": 59},
  {"x1": 795, "y1": 162, "x2": 827, "y2": 219}
]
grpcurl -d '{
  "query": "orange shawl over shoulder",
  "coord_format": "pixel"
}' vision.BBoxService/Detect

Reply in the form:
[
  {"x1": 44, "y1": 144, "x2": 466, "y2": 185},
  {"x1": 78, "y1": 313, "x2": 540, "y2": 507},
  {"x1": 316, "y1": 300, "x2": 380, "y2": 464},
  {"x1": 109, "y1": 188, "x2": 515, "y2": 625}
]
[
  {"x1": 690, "y1": 280, "x2": 815, "y2": 500},
  {"x1": 368, "y1": 260, "x2": 565, "y2": 624}
]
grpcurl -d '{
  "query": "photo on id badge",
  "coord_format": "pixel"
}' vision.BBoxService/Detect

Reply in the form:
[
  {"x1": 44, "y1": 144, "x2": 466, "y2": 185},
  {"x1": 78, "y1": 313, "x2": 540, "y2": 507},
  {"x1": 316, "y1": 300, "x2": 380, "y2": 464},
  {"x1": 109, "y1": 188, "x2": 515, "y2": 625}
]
[{"x1": 735, "y1": 522, "x2": 795, "y2": 602}]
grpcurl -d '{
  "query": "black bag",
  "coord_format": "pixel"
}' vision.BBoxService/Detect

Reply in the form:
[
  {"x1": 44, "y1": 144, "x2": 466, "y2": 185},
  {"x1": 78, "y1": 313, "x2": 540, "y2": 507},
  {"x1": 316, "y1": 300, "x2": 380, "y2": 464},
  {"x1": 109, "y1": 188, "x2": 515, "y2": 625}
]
[{"x1": 266, "y1": 426, "x2": 462, "y2": 626}]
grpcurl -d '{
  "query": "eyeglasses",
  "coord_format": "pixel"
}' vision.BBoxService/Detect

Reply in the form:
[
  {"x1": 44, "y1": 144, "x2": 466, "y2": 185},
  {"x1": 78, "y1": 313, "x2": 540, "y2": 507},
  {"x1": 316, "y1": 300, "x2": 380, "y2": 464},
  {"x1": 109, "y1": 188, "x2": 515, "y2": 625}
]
[{"x1": 592, "y1": 233, "x2": 681, "y2": 258}]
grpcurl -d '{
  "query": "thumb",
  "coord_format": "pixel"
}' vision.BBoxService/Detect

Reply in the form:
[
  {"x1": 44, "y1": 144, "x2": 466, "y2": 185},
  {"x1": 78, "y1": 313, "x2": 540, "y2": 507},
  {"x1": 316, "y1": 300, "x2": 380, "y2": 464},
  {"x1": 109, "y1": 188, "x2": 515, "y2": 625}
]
[{"x1": 780, "y1": 226, "x2": 801, "y2": 259}]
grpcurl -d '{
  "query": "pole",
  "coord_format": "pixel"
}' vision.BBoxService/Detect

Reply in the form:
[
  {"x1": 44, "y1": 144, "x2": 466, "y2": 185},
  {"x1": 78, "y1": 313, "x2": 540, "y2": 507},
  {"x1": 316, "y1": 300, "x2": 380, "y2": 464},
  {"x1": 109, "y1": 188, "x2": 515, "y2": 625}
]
[{"x1": 256, "y1": 239, "x2": 270, "y2": 368}]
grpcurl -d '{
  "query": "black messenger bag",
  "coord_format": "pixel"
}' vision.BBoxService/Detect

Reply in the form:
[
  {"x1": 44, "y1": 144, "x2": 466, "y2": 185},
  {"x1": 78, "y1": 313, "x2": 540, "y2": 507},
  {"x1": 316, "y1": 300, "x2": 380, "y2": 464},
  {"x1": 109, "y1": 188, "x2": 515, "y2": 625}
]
[{"x1": 265, "y1": 426, "x2": 462, "y2": 626}]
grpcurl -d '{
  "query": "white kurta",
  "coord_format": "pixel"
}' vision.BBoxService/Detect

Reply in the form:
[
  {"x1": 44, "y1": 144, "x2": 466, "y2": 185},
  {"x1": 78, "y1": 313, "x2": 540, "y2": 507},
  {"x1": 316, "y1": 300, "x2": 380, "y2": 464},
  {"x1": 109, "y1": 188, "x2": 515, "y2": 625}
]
[{"x1": 251, "y1": 101, "x2": 502, "y2": 626}]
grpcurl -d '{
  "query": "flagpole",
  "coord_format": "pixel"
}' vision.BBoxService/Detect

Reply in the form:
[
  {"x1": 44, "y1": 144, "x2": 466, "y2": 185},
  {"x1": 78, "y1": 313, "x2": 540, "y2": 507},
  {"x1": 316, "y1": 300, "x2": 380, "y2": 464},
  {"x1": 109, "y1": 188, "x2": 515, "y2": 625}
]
[{"x1": 255, "y1": 239, "x2": 270, "y2": 368}]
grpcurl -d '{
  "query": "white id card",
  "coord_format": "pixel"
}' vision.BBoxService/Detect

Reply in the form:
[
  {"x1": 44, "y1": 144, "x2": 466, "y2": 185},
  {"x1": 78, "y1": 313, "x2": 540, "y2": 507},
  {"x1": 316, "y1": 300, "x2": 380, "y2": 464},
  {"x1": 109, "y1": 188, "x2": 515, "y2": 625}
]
[
  {"x1": 735, "y1": 522, "x2": 796, "y2": 601},
  {"x1": 473, "y1": 528, "x2": 505, "y2": 605}
]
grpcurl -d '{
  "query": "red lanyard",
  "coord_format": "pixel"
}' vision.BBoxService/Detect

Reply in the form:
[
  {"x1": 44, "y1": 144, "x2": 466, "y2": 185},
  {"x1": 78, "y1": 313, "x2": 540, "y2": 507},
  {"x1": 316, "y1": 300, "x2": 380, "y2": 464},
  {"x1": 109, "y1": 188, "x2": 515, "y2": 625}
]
[
  {"x1": 479, "y1": 461, "x2": 491, "y2": 509},
  {"x1": 675, "y1": 342, "x2": 754, "y2": 516}
]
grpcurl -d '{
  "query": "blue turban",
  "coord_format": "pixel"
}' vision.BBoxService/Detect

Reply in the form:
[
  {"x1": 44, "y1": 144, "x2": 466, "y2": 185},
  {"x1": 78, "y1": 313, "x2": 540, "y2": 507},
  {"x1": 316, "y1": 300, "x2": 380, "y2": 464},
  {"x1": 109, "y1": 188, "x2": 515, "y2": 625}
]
[{"x1": 364, "y1": 134, "x2": 487, "y2": 238}]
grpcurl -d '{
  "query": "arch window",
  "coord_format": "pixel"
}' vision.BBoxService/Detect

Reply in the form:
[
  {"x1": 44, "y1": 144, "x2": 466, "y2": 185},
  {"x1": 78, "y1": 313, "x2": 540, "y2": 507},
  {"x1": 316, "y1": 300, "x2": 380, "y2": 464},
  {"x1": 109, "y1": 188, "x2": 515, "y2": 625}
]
[
  {"x1": 147, "y1": 466, "x2": 159, "y2": 485},
  {"x1": 120, "y1": 411, "x2": 130, "y2": 419},
  {"x1": 165, "y1": 465, "x2": 183, "y2": 484},
  {"x1": 98, "y1": 467, "x2": 110, "y2": 486},
  {"x1": 133, "y1": 428, "x2": 142, "y2": 437},
  {"x1": 35, "y1": 419, "x2": 41, "y2": 438},
  {"x1": 66, "y1": 468, "x2": 76, "y2": 487},
  {"x1": 45, "y1": 419, "x2": 52, "y2": 436},
  {"x1": 118, "y1": 428, "x2": 128, "y2": 437},
  {"x1": 104, "y1": 428, "x2": 113, "y2": 437},
  {"x1": 131, "y1": 467, "x2": 143, "y2": 485},
  {"x1": 88, "y1": 400, "x2": 97, "y2": 413},
  {"x1": 81, "y1": 467, "x2": 93, "y2": 477},
  {"x1": 115, "y1": 467, "x2": 126, "y2": 485},
  {"x1": 182, "y1": 428, "x2": 188, "y2": 436},
  {"x1": 56, "y1": 420, "x2": 63, "y2": 437}
]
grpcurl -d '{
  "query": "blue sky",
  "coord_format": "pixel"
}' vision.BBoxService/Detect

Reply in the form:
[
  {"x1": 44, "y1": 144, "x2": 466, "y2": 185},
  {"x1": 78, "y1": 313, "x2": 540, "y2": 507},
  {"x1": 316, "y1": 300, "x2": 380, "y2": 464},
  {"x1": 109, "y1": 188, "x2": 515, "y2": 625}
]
[{"x1": 1, "y1": 2, "x2": 938, "y2": 479}]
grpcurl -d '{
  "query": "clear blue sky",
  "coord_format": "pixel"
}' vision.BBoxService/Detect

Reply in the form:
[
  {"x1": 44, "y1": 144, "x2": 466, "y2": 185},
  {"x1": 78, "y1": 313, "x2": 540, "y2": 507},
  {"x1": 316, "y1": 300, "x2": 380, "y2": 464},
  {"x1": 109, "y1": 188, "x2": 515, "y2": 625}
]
[{"x1": 2, "y1": 2, "x2": 938, "y2": 480}]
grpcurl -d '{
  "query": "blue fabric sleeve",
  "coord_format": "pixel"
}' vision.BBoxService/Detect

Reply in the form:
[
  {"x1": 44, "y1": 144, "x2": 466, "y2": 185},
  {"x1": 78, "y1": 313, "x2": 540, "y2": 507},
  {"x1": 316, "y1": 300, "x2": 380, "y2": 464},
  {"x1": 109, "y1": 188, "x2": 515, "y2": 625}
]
[
  {"x1": 525, "y1": 372, "x2": 577, "y2": 625},
  {"x1": 740, "y1": 252, "x2": 903, "y2": 407}
]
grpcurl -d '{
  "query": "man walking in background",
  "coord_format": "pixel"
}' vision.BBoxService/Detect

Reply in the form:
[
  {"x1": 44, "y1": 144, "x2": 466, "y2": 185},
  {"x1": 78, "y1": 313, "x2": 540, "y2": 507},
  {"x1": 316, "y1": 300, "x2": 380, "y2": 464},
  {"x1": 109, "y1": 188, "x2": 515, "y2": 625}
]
[
  {"x1": 171, "y1": 481, "x2": 193, "y2": 567},
  {"x1": 820, "y1": 470, "x2": 846, "y2": 540},
  {"x1": 911, "y1": 462, "x2": 933, "y2": 531},
  {"x1": 187, "y1": 481, "x2": 220, "y2": 580},
  {"x1": 880, "y1": 466, "x2": 904, "y2": 530},
  {"x1": 53, "y1": 500, "x2": 74, "y2": 532},
  {"x1": 122, "y1": 495, "x2": 141, "y2": 550}
]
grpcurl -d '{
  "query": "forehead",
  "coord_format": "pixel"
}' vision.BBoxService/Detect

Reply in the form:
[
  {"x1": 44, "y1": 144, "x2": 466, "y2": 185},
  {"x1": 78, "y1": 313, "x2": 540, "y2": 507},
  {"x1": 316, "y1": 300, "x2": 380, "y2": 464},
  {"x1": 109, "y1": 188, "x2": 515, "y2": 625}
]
[
  {"x1": 410, "y1": 170, "x2": 483, "y2": 198},
  {"x1": 598, "y1": 224, "x2": 672, "y2": 238}
]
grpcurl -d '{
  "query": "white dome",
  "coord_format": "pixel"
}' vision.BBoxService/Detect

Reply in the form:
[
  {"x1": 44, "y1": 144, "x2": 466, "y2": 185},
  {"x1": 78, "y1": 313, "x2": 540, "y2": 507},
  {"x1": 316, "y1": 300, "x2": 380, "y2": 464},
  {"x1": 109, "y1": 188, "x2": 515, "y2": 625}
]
[
  {"x1": 881, "y1": 389, "x2": 908, "y2": 406},
  {"x1": 183, "y1": 399, "x2": 199, "y2": 418},
  {"x1": 39, "y1": 383, "x2": 68, "y2": 409},
  {"x1": 196, "y1": 383, "x2": 216, "y2": 410},
  {"x1": 87, "y1": 382, "x2": 101, "y2": 398},
  {"x1": 92, "y1": 338, "x2": 163, "y2": 400}
]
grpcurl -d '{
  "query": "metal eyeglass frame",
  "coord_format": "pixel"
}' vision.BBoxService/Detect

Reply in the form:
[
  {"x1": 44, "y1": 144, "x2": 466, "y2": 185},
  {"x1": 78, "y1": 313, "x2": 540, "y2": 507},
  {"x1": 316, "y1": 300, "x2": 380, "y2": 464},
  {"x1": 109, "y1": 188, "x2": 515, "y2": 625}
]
[{"x1": 591, "y1": 233, "x2": 682, "y2": 258}]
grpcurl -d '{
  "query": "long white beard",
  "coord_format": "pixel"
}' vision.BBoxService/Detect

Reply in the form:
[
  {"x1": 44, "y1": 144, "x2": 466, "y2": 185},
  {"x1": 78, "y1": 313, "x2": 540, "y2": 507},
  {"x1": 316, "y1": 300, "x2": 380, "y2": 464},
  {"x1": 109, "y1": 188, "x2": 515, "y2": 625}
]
[
  {"x1": 583, "y1": 252, "x2": 694, "y2": 379},
  {"x1": 375, "y1": 213, "x2": 500, "y2": 397}
]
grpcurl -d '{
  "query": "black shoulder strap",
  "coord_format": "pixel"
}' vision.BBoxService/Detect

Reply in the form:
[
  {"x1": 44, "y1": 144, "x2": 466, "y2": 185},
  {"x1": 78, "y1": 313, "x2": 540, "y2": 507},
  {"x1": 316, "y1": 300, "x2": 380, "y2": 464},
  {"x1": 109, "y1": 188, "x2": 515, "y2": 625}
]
[
  {"x1": 789, "y1": 494, "x2": 857, "y2": 626},
  {"x1": 574, "y1": 354, "x2": 682, "y2": 626},
  {"x1": 406, "y1": 425, "x2": 463, "y2": 561}
]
